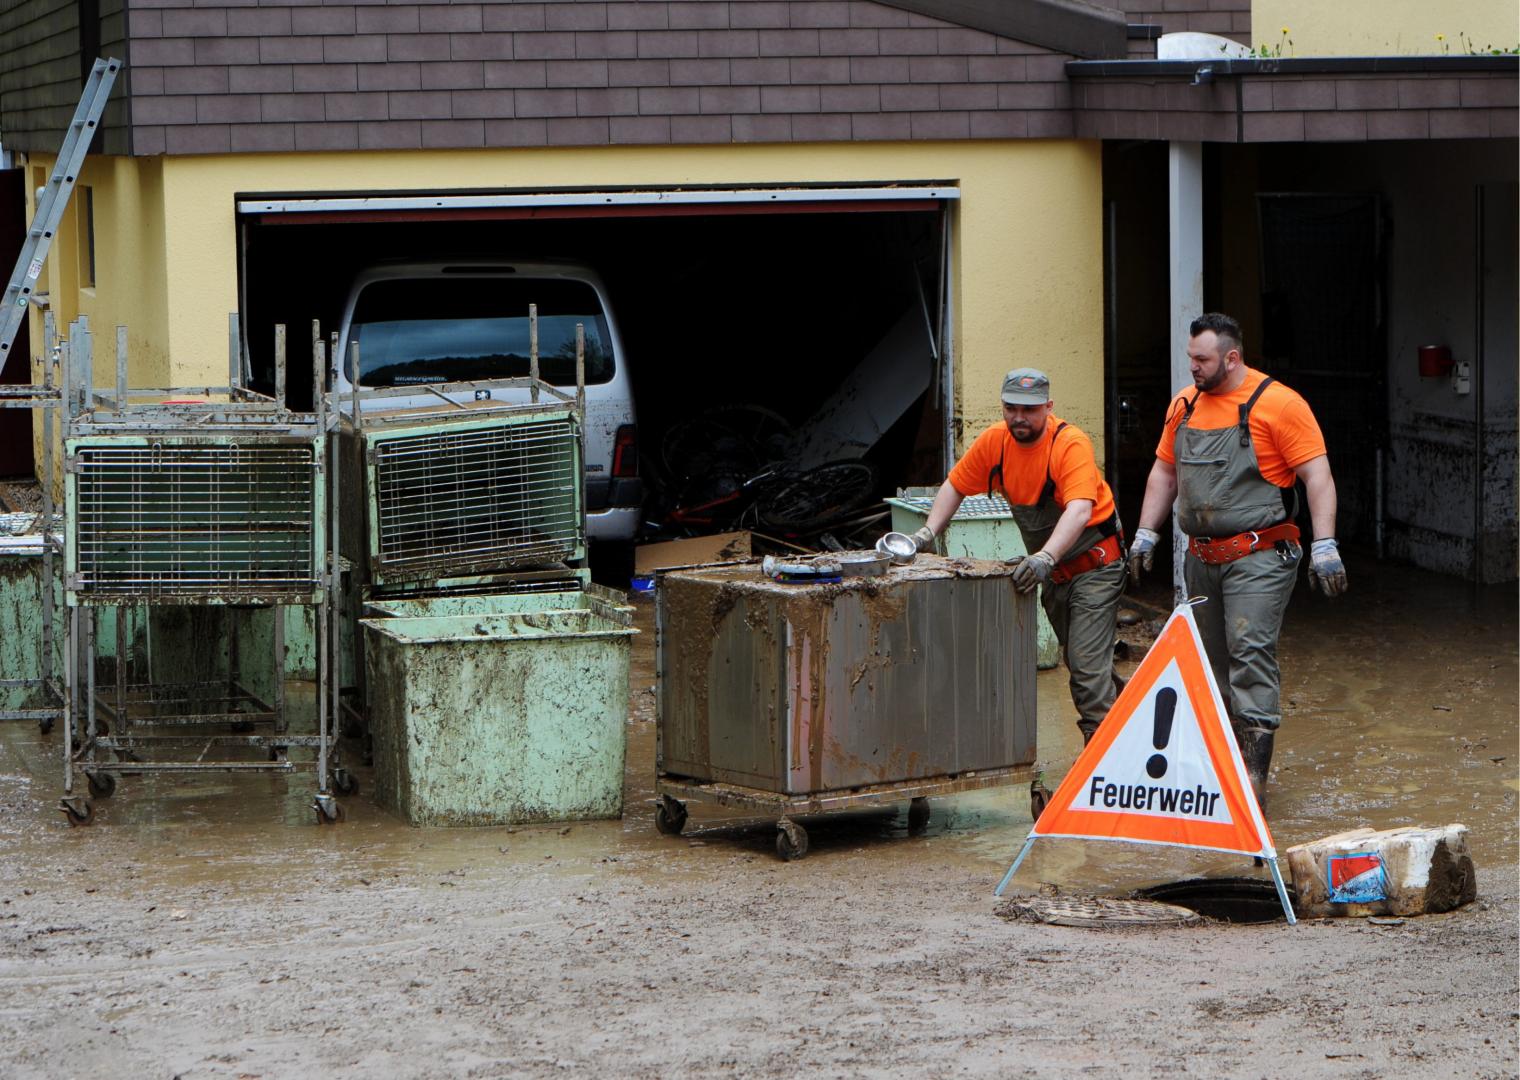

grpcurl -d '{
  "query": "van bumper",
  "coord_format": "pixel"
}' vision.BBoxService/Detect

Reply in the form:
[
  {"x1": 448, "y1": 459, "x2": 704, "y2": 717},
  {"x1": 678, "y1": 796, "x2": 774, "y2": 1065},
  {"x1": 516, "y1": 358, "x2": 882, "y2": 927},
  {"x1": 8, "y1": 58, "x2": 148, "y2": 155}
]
[{"x1": 587, "y1": 505, "x2": 640, "y2": 543}]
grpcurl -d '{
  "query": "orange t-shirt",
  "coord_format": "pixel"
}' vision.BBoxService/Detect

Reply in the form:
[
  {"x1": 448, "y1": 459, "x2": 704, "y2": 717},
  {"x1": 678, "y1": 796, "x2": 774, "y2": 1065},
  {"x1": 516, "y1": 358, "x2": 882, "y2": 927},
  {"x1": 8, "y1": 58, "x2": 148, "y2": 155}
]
[
  {"x1": 1155, "y1": 368, "x2": 1327, "y2": 488},
  {"x1": 948, "y1": 415, "x2": 1116, "y2": 528}
]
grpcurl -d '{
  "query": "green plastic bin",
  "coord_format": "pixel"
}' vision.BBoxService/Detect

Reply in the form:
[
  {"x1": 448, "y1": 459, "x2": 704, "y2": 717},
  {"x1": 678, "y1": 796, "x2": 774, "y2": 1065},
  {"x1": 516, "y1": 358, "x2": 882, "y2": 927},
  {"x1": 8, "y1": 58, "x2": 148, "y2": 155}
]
[
  {"x1": 886, "y1": 488, "x2": 1059, "y2": 669},
  {"x1": 361, "y1": 598, "x2": 636, "y2": 827}
]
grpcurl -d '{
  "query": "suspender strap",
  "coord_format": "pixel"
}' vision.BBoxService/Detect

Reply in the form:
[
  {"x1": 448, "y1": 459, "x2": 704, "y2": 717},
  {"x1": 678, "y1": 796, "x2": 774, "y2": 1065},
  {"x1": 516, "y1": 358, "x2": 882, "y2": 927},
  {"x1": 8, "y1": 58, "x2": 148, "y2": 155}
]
[
  {"x1": 1040, "y1": 422, "x2": 1069, "y2": 501},
  {"x1": 1237, "y1": 377, "x2": 1275, "y2": 447}
]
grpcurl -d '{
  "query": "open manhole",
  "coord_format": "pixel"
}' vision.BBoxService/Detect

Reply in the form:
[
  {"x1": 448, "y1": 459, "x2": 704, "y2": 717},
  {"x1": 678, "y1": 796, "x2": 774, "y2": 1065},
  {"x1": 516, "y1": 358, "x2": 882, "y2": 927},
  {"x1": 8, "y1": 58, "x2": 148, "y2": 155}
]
[
  {"x1": 996, "y1": 896, "x2": 1203, "y2": 928},
  {"x1": 1135, "y1": 877, "x2": 1295, "y2": 924}
]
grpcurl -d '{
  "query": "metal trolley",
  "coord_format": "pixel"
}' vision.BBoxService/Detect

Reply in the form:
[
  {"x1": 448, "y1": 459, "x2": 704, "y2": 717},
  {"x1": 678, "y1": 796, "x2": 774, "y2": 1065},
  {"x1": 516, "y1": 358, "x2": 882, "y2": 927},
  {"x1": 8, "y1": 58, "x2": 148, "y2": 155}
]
[
  {"x1": 57, "y1": 317, "x2": 346, "y2": 825},
  {"x1": 651, "y1": 559, "x2": 1051, "y2": 861}
]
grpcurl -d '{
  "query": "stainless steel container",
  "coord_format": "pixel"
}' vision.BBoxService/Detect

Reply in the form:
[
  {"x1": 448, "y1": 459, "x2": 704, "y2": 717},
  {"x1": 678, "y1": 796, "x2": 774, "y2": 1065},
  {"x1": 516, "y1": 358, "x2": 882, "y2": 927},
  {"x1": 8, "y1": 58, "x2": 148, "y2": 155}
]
[{"x1": 656, "y1": 556, "x2": 1037, "y2": 795}]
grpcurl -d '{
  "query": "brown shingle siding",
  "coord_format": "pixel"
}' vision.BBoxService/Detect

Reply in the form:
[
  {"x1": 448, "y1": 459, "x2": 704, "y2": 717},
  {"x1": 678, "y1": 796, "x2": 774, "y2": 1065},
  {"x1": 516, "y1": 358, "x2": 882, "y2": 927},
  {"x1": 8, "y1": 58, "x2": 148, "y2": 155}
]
[
  {"x1": 610, "y1": 113, "x2": 673, "y2": 141},
  {"x1": 5, "y1": 0, "x2": 1090, "y2": 154},
  {"x1": 421, "y1": 5, "x2": 483, "y2": 33},
  {"x1": 575, "y1": 30, "x2": 637, "y2": 57},
  {"x1": 358, "y1": 61, "x2": 421, "y2": 89},
  {"x1": 547, "y1": 58, "x2": 611, "y2": 85},
  {"x1": 670, "y1": 57, "x2": 731, "y2": 84},
  {"x1": 230, "y1": 63, "x2": 296, "y2": 92},
  {"x1": 1068, "y1": 67, "x2": 1514, "y2": 144},
  {"x1": 6, "y1": 0, "x2": 1505, "y2": 157},
  {"x1": 547, "y1": 2, "x2": 609, "y2": 31},
  {"x1": 1124, "y1": 2, "x2": 1250, "y2": 45}
]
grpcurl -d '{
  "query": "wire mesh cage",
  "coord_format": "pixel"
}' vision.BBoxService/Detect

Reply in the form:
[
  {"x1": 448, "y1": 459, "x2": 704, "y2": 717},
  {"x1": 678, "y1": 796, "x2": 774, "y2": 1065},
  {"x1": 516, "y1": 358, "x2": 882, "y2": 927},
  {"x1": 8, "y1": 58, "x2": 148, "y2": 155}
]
[
  {"x1": 67, "y1": 438, "x2": 324, "y2": 604},
  {"x1": 53, "y1": 315, "x2": 348, "y2": 826},
  {"x1": 364, "y1": 409, "x2": 584, "y2": 588}
]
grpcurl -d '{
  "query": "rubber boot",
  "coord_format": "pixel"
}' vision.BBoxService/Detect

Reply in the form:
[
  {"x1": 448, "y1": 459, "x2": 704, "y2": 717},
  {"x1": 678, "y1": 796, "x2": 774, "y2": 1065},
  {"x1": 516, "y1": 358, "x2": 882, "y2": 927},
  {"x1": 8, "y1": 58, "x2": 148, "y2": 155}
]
[
  {"x1": 1078, "y1": 721, "x2": 1100, "y2": 747},
  {"x1": 1237, "y1": 726, "x2": 1275, "y2": 811}
]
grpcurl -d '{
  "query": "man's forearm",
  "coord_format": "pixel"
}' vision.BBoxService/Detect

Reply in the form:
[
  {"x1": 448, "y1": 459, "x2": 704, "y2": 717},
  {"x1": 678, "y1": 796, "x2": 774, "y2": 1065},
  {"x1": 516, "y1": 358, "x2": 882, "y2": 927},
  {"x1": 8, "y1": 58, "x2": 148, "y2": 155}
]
[
  {"x1": 1136, "y1": 459, "x2": 1178, "y2": 532},
  {"x1": 924, "y1": 480, "x2": 965, "y2": 536},
  {"x1": 1298, "y1": 456, "x2": 1338, "y2": 540},
  {"x1": 1040, "y1": 499, "x2": 1094, "y2": 563}
]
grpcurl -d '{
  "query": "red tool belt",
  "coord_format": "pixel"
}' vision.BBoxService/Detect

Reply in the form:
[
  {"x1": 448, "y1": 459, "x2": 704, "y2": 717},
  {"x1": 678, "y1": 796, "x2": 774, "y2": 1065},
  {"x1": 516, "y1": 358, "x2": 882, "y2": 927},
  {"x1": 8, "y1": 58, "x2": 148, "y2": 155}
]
[
  {"x1": 1051, "y1": 534, "x2": 1123, "y2": 584},
  {"x1": 1187, "y1": 522, "x2": 1300, "y2": 565}
]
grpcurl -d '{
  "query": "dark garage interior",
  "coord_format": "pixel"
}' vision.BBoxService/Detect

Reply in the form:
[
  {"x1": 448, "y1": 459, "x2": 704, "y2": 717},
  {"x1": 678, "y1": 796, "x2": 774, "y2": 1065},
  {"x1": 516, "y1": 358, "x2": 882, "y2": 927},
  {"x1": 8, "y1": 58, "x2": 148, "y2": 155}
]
[{"x1": 236, "y1": 199, "x2": 951, "y2": 561}]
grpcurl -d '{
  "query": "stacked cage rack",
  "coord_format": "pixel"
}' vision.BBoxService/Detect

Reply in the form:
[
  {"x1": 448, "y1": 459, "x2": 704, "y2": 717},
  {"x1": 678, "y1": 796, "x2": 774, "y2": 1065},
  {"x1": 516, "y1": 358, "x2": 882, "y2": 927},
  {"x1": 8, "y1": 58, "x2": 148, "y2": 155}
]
[
  {"x1": 0, "y1": 312, "x2": 65, "y2": 733},
  {"x1": 57, "y1": 316, "x2": 346, "y2": 825},
  {"x1": 336, "y1": 311, "x2": 590, "y2": 732}
]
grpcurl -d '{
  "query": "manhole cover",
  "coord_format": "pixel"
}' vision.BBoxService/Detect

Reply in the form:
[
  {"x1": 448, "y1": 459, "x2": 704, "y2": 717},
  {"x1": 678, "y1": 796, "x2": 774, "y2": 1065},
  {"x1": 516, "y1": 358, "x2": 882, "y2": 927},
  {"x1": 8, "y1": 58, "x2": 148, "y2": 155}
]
[
  {"x1": 995, "y1": 895, "x2": 1203, "y2": 928},
  {"x1": 1135, "y1": 877, "x2": 1294, "y2": 924}
]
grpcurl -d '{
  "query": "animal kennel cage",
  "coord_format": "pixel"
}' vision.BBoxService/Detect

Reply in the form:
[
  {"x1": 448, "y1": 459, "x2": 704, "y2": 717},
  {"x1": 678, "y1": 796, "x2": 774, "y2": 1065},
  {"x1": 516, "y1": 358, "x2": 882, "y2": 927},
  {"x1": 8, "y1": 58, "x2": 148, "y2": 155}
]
[{"x1": 57, "y1": 317, "x2": 345, "y2": 825}]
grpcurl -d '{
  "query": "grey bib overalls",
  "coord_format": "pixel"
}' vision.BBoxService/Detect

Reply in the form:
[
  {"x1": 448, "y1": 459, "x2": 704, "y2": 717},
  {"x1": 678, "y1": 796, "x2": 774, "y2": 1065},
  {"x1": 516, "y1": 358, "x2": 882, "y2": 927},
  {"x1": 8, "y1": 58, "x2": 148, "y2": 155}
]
[
  {"x1": 995, "y1": 423, "x2": 1125, "y2": 735},
  {"x1": 1174, "y1": 379, "x2": 1300, "y2": 735}
]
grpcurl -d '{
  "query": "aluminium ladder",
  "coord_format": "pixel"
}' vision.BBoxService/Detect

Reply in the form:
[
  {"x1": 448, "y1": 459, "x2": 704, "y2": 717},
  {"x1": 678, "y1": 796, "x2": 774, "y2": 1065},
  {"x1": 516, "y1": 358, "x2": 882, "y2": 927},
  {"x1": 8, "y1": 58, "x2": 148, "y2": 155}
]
[{"x1": 0, "y1": 57, "x2": 121, "y2": 379}]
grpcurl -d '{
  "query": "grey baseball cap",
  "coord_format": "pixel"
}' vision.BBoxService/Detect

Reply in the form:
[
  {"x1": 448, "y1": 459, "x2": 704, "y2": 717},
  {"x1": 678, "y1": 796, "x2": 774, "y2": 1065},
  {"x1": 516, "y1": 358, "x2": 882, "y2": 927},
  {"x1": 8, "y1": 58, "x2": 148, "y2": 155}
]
[{"x1": 1001, "y1": 368, "x2": 1050, "y2": 405}]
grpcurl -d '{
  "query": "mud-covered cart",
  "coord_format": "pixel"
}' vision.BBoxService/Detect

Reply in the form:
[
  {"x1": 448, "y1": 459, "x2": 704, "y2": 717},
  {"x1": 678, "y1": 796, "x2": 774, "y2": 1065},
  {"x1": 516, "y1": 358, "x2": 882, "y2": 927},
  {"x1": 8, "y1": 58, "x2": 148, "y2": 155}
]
[{"x1": 652, "y1": 556, "x2": 1050, "y2": 860}]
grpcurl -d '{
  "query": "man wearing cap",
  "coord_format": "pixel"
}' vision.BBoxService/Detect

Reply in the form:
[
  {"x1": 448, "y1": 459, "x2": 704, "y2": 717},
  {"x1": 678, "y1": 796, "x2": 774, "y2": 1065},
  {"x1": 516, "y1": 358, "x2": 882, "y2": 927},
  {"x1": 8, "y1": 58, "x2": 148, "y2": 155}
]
[
  {"x1": 1127, "y1": 312, "x2": 1346, "y2": 806},
  {"x1": 910, "y1": 368, "x2": 1126, "y2": 745}
]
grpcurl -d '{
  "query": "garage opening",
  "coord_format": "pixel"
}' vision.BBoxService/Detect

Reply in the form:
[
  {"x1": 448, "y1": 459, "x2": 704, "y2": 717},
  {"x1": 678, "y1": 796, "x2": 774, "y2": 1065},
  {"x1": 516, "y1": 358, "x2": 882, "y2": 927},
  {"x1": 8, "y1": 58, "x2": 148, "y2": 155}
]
[{"x1": 235, "y1": 185, "x2": 955, "y2": 561}]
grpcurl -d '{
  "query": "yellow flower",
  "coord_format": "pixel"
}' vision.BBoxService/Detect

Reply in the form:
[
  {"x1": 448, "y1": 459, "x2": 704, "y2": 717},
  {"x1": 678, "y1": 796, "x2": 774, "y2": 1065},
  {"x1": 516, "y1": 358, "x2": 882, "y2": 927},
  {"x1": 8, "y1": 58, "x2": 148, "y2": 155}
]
[
  {"x1": 1280, "y1": 26, "x2": 1289, "y2": 34},
  {"x1": 1436, "y1": 33, "x2": 1445, "y2": 41}
]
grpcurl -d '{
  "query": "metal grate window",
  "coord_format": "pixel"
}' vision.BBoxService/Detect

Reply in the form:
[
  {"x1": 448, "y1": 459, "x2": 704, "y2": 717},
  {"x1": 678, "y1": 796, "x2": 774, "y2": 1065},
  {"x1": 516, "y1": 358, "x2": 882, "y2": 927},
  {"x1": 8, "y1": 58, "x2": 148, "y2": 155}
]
[
  {"x1": 373, "y1": 417, "x2": 581, "y2": 577},
  {"x1": 73, "y1": 443, "x2": 320, "y2": 598},
  {"x1": 891, "y1": 493, "x2": 1013, "y2": 520}
]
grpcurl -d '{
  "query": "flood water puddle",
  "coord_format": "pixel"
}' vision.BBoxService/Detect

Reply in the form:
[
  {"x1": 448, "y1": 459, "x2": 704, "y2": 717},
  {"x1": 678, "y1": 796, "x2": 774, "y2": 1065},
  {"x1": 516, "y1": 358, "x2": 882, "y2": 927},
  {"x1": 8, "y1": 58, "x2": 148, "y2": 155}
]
[{"x1": 0, "y1": 561, "x2": 1513, "y2": 903}]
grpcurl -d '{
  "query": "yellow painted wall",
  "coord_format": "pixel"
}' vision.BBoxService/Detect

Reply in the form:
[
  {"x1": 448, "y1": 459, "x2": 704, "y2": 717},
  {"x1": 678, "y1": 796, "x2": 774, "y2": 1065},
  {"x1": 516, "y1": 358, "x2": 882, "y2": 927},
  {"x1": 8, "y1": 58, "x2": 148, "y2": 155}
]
[
  {"x1": 22, "y1": 153, "x2": 171, "y2": 490},
  {"x1": 28, "y1": 140, "x2": 1106, "y2": 464},
  {"x1": 1253, "y1": 0, "x2": 1517, "y2": 56}
]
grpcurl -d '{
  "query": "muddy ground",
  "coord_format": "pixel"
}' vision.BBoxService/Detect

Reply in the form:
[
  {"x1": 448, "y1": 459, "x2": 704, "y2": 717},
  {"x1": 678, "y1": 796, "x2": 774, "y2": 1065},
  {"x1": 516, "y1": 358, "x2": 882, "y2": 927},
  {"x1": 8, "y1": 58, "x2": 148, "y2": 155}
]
[{"x1": 0, "y1": 558, "x2": 1515, "y2": 1078}]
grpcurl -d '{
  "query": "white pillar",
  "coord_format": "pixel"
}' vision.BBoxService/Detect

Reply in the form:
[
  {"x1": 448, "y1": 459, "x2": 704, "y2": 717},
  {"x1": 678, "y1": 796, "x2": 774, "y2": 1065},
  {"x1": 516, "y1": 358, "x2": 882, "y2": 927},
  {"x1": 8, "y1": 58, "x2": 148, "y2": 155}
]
[{"x1": 1168, "y1": 141, "x2": 1204, "y2": 604}]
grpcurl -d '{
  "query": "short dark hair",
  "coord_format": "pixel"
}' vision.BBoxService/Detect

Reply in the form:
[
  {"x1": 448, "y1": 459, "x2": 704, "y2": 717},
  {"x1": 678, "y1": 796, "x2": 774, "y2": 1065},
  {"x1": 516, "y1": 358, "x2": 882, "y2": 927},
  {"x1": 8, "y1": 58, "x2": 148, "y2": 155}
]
[{"x1": 1189, "y1": 313, "x2": 1243, "y2": 358}]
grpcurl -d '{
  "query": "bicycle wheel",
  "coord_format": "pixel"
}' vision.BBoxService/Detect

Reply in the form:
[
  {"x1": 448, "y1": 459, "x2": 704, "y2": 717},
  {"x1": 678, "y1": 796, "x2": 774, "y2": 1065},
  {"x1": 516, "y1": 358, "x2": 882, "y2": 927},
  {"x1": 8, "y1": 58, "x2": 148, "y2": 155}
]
[
  {"x1": 659, "y1": 404, "x2": 794, "y2": 480},
  {"x1": 757, "y1": 459, "x2": 880, "y2": 535}
]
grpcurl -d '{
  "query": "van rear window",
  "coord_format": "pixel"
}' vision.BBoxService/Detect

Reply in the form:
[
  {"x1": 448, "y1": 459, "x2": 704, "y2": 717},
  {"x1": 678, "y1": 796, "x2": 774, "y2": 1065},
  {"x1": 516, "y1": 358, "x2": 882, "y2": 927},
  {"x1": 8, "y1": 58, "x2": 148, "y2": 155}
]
[{"x1": 351, "y1": 277, "x2": 615, "y2": 387}]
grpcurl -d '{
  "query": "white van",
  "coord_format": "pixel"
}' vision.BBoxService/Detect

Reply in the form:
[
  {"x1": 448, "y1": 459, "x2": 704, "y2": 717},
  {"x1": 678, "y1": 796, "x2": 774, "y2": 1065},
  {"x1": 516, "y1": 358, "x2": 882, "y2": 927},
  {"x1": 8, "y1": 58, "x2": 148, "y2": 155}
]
[{"x1": 334, "y1": 259, "x2": 640, "y2": 543}]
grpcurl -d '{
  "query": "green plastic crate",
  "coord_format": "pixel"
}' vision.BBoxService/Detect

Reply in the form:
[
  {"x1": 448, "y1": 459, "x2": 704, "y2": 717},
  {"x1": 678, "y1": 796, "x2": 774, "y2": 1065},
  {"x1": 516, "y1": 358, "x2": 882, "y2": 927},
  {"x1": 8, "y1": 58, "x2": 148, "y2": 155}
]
[{"x1": 362, "y1": 595, "x2": 635, "y2": 826}]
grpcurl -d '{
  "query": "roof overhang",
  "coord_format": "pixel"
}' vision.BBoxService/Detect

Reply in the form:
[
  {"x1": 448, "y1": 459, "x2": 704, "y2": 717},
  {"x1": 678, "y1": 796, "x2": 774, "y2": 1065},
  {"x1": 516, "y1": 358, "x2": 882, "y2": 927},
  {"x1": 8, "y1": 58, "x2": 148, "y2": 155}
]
[
  {"x1": 1067, "y1": 54, "x2": 1520, "y2": 79},
  {"x1": 874, "y1": 0, "x2": 1127, "y2": 60}
]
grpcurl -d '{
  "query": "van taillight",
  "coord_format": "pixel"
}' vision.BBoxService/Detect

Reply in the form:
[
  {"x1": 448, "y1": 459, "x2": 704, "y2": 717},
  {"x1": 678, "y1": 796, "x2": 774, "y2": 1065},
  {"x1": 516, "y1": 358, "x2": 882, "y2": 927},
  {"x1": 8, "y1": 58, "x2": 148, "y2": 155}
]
[{"x1": 612, "y1": 425, "x2": 638, "y2": 477}]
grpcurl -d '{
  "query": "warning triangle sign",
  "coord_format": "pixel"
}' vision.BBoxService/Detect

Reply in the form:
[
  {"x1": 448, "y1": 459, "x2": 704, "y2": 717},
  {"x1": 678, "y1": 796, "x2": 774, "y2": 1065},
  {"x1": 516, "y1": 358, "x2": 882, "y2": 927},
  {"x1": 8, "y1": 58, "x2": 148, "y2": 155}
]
[{"x1": 1030, "y1": 601, "x2": 1275, "y2": 859}]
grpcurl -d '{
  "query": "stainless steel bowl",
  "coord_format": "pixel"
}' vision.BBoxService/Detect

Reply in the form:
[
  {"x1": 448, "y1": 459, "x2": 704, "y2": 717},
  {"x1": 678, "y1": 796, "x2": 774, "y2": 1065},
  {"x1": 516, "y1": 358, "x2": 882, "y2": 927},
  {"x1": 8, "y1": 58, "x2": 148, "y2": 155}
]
[
  {"x1": 876, "y1": 531, "x2": 918, "y2": 564},
  {"x1": 840, "y1": 551, "x2": 892, "y2": 577}
]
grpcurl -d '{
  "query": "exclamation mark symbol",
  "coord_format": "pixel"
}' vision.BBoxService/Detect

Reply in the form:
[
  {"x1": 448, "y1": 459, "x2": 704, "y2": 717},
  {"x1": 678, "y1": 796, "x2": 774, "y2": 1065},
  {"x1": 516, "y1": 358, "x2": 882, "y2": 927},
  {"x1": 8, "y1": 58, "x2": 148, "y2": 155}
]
[{"x1": 1146, "y1": 688, "x2": 1178, "y2": 779}]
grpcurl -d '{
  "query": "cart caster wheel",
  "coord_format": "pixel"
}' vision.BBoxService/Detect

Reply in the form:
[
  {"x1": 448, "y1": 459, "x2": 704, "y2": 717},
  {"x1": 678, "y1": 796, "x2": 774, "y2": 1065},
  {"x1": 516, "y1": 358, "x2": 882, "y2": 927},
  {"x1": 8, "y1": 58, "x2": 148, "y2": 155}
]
[
  {"x1": 1030, "y1": 780, "x2": 1051, "y2": 822},
  {"x1": 59, "y1": 797, "x2": 93, "y2": 826},
  {"x1": 38, "y1": 716, "x2": 53, "y2": 735},
  {"x1": 267, "y1": 745, "x2": 287, "y2": 763},
  {"x1": 776, "y1": 819, "x2": 809, "y2": 862},
  {"x1": 654, "y1": 795, "x2": 688, "y2": 836},
  {"x1": 86, "y1": 771, "x2": 116, "y2": 799},
  {"x1": 907, "y1": 797, "x2": 931, "y2": 833},
  {"x1": 332, "y1": 769, "x2": 359, "y2": 797},
  {"x1": 312, "y1": 794, "x2": 345, "y2": 824}
]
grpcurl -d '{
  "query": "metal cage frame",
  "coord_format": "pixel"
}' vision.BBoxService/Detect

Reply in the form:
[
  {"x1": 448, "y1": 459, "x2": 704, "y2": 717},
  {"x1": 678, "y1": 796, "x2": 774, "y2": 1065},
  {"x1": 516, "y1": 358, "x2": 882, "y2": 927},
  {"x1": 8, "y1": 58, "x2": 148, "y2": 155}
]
[{"x1": 56, "y1": 316, "x2": 347, "y2": 825}]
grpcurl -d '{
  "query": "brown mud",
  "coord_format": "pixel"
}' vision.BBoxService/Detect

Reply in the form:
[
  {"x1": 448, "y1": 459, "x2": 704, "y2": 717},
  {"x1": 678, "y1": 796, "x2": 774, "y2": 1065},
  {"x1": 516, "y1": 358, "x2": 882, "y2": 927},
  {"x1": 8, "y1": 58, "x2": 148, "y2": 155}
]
[{"x1": 0, "y1": 558, "x2": 1515, "y2": 1077}]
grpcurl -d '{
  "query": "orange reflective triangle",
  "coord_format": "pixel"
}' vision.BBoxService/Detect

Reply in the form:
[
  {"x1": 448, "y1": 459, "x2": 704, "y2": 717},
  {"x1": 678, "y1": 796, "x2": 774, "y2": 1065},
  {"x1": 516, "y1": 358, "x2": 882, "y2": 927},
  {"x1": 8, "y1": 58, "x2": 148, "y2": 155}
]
[{"x1": 1032, "y1": 602, "x2": 1275, "y2": 858}]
